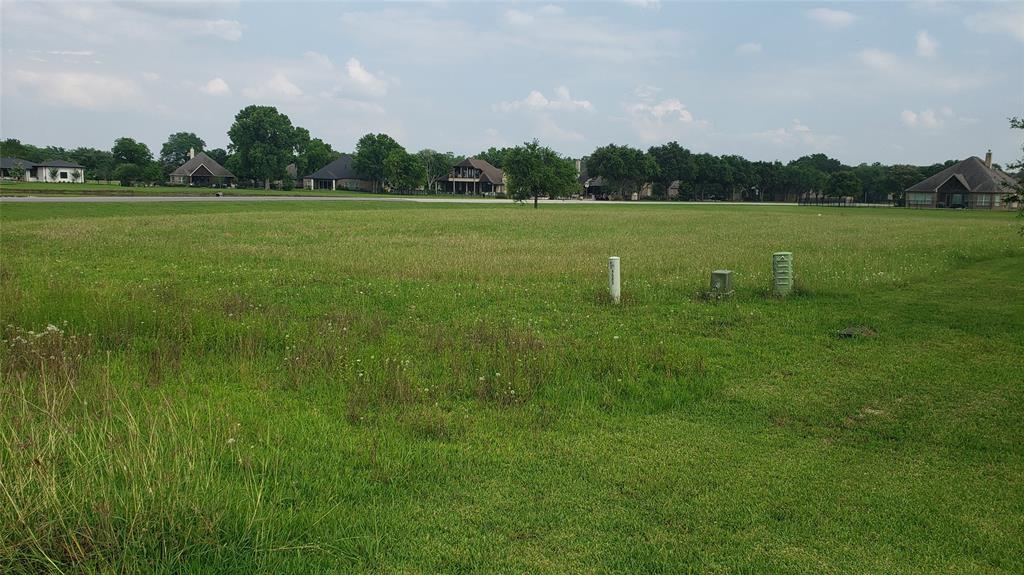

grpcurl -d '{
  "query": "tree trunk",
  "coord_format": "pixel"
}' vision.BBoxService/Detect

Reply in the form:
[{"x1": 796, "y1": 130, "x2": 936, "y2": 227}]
[
  {"x1": 264, "y1": 179, "x2": 270, "y2": 190},
  {"x1": 534, "y1": 195, "x2": 538, "y2": 209}
]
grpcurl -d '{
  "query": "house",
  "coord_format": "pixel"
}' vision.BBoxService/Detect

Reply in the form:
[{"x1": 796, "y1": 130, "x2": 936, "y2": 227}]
[
  {"x1": 1, "y1": 157, "x2": 35, "y2": 180},
  {"x1": 303, "y1": 154, "x2": 373, "y2": 191},
  {"x1": 905, "y1": 151, "x2": 1017, "y2": 209},
  {"x1": 438, "y1": 158, "x2": 505, "y2": 195},
  {"x1": 2, "y1": 157, "x2": 85, "y2": 183},
  {"x1": 169, "y1": 148, "x2": 235, "y2": 187},
  {"x1": 583, "y1": 176, "x2": 653, "y2": 200},
  {"x1": 33, "y1": 160, "x2": 86, "y2": 183}
]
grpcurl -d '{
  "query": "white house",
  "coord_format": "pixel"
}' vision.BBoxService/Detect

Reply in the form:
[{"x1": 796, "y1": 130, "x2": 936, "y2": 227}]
[
  {"x1": 32, "y1": 160, "x2": 86, "y2": 183},
  {"x1": 2, "y1": 158, "x2": 86, "y2": 183}
]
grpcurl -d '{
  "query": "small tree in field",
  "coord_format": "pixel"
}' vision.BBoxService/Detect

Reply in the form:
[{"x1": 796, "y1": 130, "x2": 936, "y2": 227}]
[
  {"x1": 8, "y1": 161, "x2": 26, "y2": 181},
  {"x1": 503, "y1": 140, "x2": 579, "y2": 208}
]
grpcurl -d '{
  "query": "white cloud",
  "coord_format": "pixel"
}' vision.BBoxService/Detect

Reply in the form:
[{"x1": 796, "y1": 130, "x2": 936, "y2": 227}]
[
  {"x1": 750, "y1": 119, "x2": 839, "y2": 149},
  {"x1": 735, "y1": 42, "x2": 763, "y2": 55},
  {"x1": 170, "y1": 18, "x2": 243, "y2": 41},
  {"x1": 539, "y1": 5, "x2": 565, "y2": 16},
  {"x1": 9, "y1": 70, "x2": 141, "y2": 109},
  {"x1": 623, "y1": 0, "x2": 661, "y2": 9},
  {"x1": 633, "y1": 84, "x2": 660, "y2": 100},
  {"x1": 344, "y1": 57, "x2": 389, "y2": 97},
  {"x1": 243, "y1": 73, "x2": 302, "y2": 99},
  {"x1": 503, "y1": 9, "x2": 534, "y2": 26},
  {"x1": 200, "y1": 77, "x2": 231, "y2": 96},
  {"x1": 859, "y1": 49, "x2": 900, "y2": 73},
  {"x1": 626, "y1": 98, "x2": 694, "y2": 122},
  {"x1": 806, "y1": 8, "x2": 857, "y2": 28},
  {"x1": 901, "y1": 108, "x2": 940, "y2": 128},
  {"x1": 624, "y1": 97, "x2": 702, "y2": 142},
  {"x1": 495, "y1": 87, "x2": 593, "y2": 113},
  {"x1": 339, "y1": 8, "x2": 681, "y2": 65},
  {"x1": 536, "y1": 116, "x2": 586, "y2": 142},
  {"x1": 47, "y1": 50, "x2": 94, "y2": 57},
  {"x1": 965, "y1": 7, "x2": 1024, "y2": 42},
  {"x1": 142, "y1": 72, "x2": 161, "y2": 82},
  {"x1": 901, "y1": 106, "x2": 961, "y2": 129},
  {"x1": 916, "y1": 30, "x2": 938, "y2": 57}
]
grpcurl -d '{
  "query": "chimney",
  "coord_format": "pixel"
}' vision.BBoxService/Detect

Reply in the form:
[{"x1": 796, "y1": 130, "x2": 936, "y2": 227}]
[
  {"x1": 189, "y1": 147, "x2": 195, "y2": 159},
  {"x1": 984, "y1": 150, "x2": 992, "y2": 169}
]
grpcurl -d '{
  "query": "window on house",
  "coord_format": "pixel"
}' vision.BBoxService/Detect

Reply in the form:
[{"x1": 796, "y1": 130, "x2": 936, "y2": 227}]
[
  {"x1": 907, "y1": 192, "x2": 932, "y2": 205},
  {"x1": 975, "y1": 194, "x2": 991, "y2": 207},
  {"x1": 60, "y1": 171, "x2": 68, "y2": 179}
]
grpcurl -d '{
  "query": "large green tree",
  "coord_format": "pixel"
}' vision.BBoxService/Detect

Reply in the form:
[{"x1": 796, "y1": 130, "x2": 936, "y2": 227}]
[
  {"x1": 1, "y1": 139, "x2": 45, "y2": 162},
  {"x1": 383, "y1": 149, "x2": 427, "y2": 191},
  {"x1": 69, "y1": 147, "x2": 115, "y2": 182},
  {"x1": 111, "y1": 137, "x2": 157, "y2": 186},
  {"x1": 206, "y1": 148, "x2": 229, "y2": 167},
  {"x1": 352, "y1": 133, "x2": 404, "y2": 193},
  {"x1": 888, "y1": 164, "x2": 923, "y2": 205},
  {"x1": 476, "y1": 147, "x2": 513, "y2": 169},
  {"x1": 159, "y1": 132, "x2": 205, "y2": 173},
  {"x1": 647, "y1": 142, "x2": 695, "y2": 199},
  {"x1": 825, "y1": 170, "x2": 862, "y2": 198},
  {"x1": 851, "y1": 162, "x2": 888, "y2": 203},
  {"x1": 781, "y1": 163, "x2": 828, "y2": 198},
  {"x1": 503, "y1": 140, "x2": 579, "y2": 208},
  {"x1": 416, "y1": 149, "x2": 460, "y2": 191},
  {"x1": 293, "y1": 127, "x2": 339, "y2": 178},
  {"x1": 112, "y1": 137, "x2": 153, "y2": 166},
  {"x1": 587, "y1": 144, "x2": 657, "y2": 200},
  {"x1": 228, "y1": 105, "x2": 297, "y2": 189},
  {"x1": 790, "y1": 153, "x2": 844, "y2": 175}
]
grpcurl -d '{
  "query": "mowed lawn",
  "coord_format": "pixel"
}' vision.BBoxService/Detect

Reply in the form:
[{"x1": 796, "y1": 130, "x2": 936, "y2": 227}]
[
  {"x1": 1, "y1": 201, "x2": 1022, "y2": 574},
  {"x1": 0, "y1": 181, "x2": 373, "y2": 198}
]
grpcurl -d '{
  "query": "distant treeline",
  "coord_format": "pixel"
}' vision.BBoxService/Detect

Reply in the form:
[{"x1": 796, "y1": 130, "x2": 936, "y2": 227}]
[
  {"x1": 0, "y1": 103, "x2": 1004, "y2": 202},
  {"x1": 479, "y1": 144, "x2": 973, "y2": 203}
]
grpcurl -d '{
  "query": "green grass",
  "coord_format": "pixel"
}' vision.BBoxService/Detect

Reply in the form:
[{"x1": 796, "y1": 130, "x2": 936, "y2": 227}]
[
  {"x1": 0, "y1": 181, "x2": 499, "y2": 200},
  {"x1": 1, "y1": 202, "x2": 1022, "y2": 573}
]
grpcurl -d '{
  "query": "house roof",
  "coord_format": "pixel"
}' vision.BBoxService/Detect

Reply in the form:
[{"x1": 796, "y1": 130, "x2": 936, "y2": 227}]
[
  {"x1": 306, "y1": 154, "x2": 363, "y2": 180},
  {"x1": 1, "y1": 157, "x2": 36, "y2": 169},
  {"x1": 906, "y1": 156, "x2": 1016, "y2": 194},
  {"x1": 169, "y1": 152, "x2": 234, "y2": 178},
  {"x1": 34, "y1": 159, "x2": 85, "y2": 168},
  {"x1": 442, "y1": 158, "x2": 504, "y2": 184}
]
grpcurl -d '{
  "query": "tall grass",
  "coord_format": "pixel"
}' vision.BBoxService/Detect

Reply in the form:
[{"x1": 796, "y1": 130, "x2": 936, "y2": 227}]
[{"x1": 1, "y1": 202, "x2": 1022, "y2": 572}]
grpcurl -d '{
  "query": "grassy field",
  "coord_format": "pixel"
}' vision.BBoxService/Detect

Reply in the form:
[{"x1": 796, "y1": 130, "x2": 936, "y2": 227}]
[
  {"x1": 0, "y1": 181, "x2": 496, "y2": 200},
  {"x1": 1, "y1": 201, "x2": 1022, "y2": 573}
]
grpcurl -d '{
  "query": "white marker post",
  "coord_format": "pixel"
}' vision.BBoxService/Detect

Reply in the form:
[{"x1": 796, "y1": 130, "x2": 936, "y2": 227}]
[{"x1": 608, "y1": 256, "x2": 621, "y2": 304}]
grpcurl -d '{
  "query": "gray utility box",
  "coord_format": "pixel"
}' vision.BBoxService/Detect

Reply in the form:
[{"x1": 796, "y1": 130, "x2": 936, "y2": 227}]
[{"x1": 710, "y1": 270, "x2": 733, "y2": 295}]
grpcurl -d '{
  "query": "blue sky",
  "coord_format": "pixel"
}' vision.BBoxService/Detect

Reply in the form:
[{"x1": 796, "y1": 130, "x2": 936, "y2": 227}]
[{"x1": 1, "y1": 1, "x2": 1021, "y2": 166}]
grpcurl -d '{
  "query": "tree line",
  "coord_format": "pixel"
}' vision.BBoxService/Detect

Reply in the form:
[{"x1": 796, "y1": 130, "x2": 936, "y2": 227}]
[{"x1": 0, "y1": 103, "x2": 993, "y2": 203}]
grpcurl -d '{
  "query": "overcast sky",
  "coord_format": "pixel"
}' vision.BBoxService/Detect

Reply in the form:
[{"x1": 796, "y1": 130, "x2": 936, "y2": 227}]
[{"x1": 1, "y1": 0, "x2": 1021, "y2": 166}]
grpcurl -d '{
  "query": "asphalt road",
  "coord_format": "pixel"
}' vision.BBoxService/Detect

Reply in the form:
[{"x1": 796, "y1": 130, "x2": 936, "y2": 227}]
[{"x1": 0, "y1": 195, "x2": 803, "y2": 206}]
